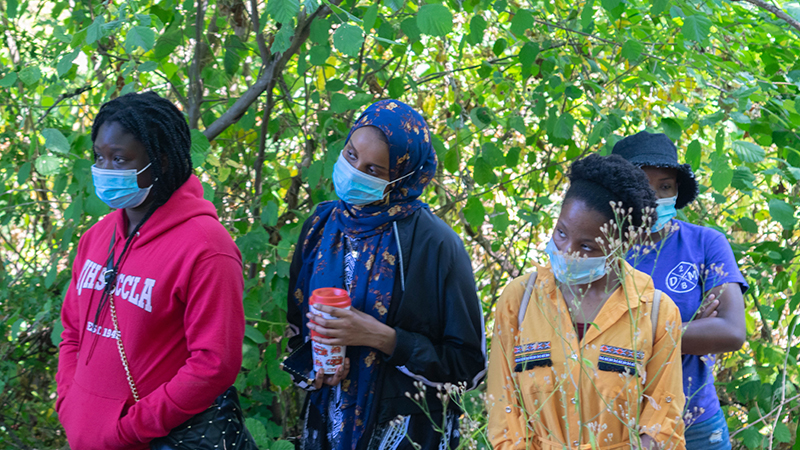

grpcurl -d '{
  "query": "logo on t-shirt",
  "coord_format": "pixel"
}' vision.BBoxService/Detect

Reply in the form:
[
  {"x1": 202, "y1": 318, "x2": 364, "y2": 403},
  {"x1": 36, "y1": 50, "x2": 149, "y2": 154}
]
[{"x1": 666, "y1": 262, "x2": 699, "y2": 293}]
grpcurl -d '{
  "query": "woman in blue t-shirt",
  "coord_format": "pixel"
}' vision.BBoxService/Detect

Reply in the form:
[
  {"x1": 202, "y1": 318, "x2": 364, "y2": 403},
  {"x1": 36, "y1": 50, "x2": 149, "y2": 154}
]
[{"x1": 612, "y1": 131, "x2": 748, "y2": 450}]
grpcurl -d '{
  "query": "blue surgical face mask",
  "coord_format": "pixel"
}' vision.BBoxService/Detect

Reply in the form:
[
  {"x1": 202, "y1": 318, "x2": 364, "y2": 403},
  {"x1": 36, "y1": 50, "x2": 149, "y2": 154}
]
[
  {"x1": 91, "y1": 163, "x2": 153, "y2": 209},
  {"x1": 332, "y1": 152, "x2": 414, "y2": 205},
  {"x1": 651, "y1": 195, "x2": 677, "y2": 232},
  {"x1": 545, "y1": 238, "x2": 610, "y2": 285}
]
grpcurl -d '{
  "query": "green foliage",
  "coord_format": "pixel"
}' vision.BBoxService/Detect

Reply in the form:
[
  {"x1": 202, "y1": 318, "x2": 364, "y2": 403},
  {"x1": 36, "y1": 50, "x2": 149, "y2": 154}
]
[{"x1": 2, "y1": 0, "x2": 800, "y2": 448}]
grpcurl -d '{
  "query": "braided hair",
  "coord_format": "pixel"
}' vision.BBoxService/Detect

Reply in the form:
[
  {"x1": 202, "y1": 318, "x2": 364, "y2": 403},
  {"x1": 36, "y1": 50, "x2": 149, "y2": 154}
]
[
  {"x1": 564, "y1": 154, "x2": 657, "y2": 229},
  {"x1": 88, "y1": 92, "x2": 192, "y2": 334},
  {"x1": 92, "y1": 91, "x2": 192, "y2": 210}
]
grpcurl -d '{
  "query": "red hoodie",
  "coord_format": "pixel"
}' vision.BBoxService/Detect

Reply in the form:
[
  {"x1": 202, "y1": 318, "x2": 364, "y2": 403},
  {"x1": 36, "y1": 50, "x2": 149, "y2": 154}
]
[{"x1": 56, "y1": 175, "x2": 245, "y2": 449}]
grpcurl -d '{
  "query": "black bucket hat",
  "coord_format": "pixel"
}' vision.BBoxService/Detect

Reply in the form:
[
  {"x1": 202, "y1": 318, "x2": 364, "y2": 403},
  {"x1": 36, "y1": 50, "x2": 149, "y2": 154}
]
[{"x1": 611, "y1": 131, "x2": 699, "y2": 209}]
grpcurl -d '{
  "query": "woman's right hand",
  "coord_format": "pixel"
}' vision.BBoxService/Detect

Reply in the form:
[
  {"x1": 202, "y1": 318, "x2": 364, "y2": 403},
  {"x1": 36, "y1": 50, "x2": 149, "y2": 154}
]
[{"x1": 313, "y1": 357, "x2": 350, "y2": 389}]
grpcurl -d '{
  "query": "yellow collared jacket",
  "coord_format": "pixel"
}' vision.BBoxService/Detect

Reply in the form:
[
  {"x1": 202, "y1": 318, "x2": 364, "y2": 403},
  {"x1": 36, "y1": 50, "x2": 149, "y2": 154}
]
[{"x1": 487, "y1": 261, "x2": 686, "y2": 450}]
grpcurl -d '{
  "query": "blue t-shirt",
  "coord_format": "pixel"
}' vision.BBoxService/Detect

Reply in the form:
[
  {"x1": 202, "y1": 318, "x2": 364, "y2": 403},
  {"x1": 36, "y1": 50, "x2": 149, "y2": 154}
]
[{"x1": 627, "y1": 219, "x2": 748, "y2": 425}]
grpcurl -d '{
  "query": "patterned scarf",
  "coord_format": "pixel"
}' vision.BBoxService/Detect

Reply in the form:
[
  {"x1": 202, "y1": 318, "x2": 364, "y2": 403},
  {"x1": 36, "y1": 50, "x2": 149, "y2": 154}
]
[{"x1": 293, "y1": 100, "x2": 437, "y2": 449}]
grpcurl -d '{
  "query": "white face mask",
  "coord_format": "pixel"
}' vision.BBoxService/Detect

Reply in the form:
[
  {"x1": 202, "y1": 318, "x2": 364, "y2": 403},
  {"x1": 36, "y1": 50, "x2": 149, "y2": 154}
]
[
  {"x1": 545, "y1": 238, "x2": 612, "y2": 285},
  {"x1": 91, "y1": 163, "x2": 153, "y2": 209},
  {"x1": 332, "y1": 152, "x2": 414, "y2": 205},
  {"x1": 651, "y1": 195, "x2": 677, "y2": 232}
]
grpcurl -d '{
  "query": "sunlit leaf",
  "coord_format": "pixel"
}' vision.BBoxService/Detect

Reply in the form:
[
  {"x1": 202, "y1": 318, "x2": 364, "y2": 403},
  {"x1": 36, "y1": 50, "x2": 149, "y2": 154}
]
[
  {"x1": 769, "y1": 199, "x2": 796, "y2": 229},
  {"x1": 125, "y1": 26, "x2": 155, "y2": 52},
  {"x1": 417, "y1": 4, "x2": 453, "y2": 37},
  {"x1": 682, "y1": 15, "x2": 712, "y2": 42},
  {"x1": 333, "y1": 24, "x2": 364, "y2": 57},
  {"x1": 732, "y1": 140, "x2": 766, "y2": 163},
  {"x1": 42, "y1": 129, "x2": 70, "y2": 154},
  {"x1": 268, "y1": 0, "x2": 300, "y2": 24}
]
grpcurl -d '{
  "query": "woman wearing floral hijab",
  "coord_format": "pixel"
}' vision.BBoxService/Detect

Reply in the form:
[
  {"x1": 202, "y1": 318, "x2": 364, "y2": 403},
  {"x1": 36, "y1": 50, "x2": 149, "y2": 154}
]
[{"x1": 286, "y1": 100, "x2": 486, "y2": 450}]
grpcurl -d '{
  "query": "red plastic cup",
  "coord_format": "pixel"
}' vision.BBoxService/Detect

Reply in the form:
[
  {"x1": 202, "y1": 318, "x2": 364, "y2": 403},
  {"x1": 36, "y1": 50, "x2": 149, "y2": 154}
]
[{"x1": 309, "y1": 288, "x2": 351, "y2": 374}]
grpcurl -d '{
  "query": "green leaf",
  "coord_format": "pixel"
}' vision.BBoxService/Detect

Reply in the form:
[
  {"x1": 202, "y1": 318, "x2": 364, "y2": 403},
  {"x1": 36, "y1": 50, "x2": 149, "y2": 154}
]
[
  {"x1": 508, "y1": 115, "x2": 526, "y2": 134},
  {"x1": 467, "y1": 15, "x2": 486, "y2": 45},
  {"x1": 309, "y1": 17, "x2": 330, "y2": 44},
  {"x1": 138, "y1": 61, "x2": 158, "y2": 72},
  {"x1": 518, "y1": 42, "x2": 539, "y2": 67},
  {"x1": 51, "y1": 321, "x2": 64, "y2": 346},
  {"x1": 245, "y1": 418, "x2": 271, "y2": 449},
  {"x1": 685, "y1": 139, "x2": 702, "y2": 171},
  {"x1": 7, "y1": 0, "x2": 17, "y2": 19},
  {"x1": 271, "y1": 440, "x2": 294, "y2": 450},
  {"x1": 0, "y1": 72, "x2": 17, "y2": 87},
  {"x1": 621, "y1": 39, "x2": 643, "y2": 61},
  {"x1": 19, "y1": 66, "x2": 41, "y2": 86},
  {"x1": 304, "y1": 0, "x2": 320, "y2": 14},
  {"x1": 444, "y1": 147, "x2": 459, "y2": 173},
  {"x1": 739, "y1": 217, "x2": 758, "y2": 234},
  {"x1": 651, "y1": 0, "x2": 669, "y2": 16},
  {"x1": 601, "y1": 0, "x2": 622, "y2": 14},
  {"x1": 400, "y1": 17, "x2": 421, "y2": 42},
  {"x1": 581, "y1": 0, "x2": 595, "y2": 29},
  {"x1": 268, "y1": 0, "x2": 300, "y2": 24},
  {"x1": 17, "y1": 161, "x2": 31, "y2": 185},
  {"x1": 388, "y1": 77, "x2": 404, "y2": 98},
  {"x1": 708, "y1": 153, "x2": 732, "y2": 192},
  {"x1": 333, "y1": 24, "x2": 364, "y2": 57},
  {"x1": 57, "y1": 49, "x2": 81, "y2": 77},
  {"x1": 417, "y1": 4, "x2": 453, "y2": 37},
  {"x1": 309, "y1": 45, "x2": 331, "y2": 65},
  {"x1": 509, "y1": 9, "x2": 533, "y2": 36},
  {"x1": 769, "y1": 199, "x2": 796, "y2": 229},
  {"x1": 86, "y1": 15, "x2": 105, "y2": 45},
  {"x1": 555, "y1": 113, "x2": 575, "y2": 140},
  {"x1": 462, "y1": 197, "x2": 486, "y2": 227},
  {"x1": 482, "y1": 142, "x2": 505, "y2": 168},
  {"x1": 271, "y1": 25, "x2": 294, "y2": 53},
  {"x1": 190, "y1": 129, "x2": 210, "y2": 168},
  {"x1": 42, "y1": 128, "x2": 70, "y2": 154},
  {"x1": 245, "y1": 324, "x2": 267, "y2": 344},
  {"x1": 470, "y1": 107, "x2": 492, "y2": 129},
  {"x1": 84, "y1": 191, "x2": 110, "y2": 217},
  {"x1": 34, "y1": 155, "x2": 62, "y2": 176},
  {"x1": 741, "y1": 427, "x2": 762, "y2": 450},
  {"x1": 236, "y1": 226, "x2": 270, "y2": 262},
  {"x1": 774, "y1": 422, "x2": 792, "y2": 443},
  {"x1": 330, "y1": 93, "x2": 350, "y2": 114},
  {"x1": 363, "y1": 4, "x2": 378, "y2": 32},
  {"x1": 660, "y1": 117, "x2": 682, "y2": 141},
  {"x1": 125, "y1": 26, "x2": 155, "y2": 52},
  {"x1": 224, "y1": 36, "x2": 243, "y2": 75},
  {"x1": 732, "y1": 140, "x2": 766, "y2": 163},
  {"x1": 261, "y1": 201, "x2": 279, "y2": 227},
  {"x1": 682, "y1": 15, "x2": 712, "y2": 42},
  {"x1": 154, "y1": 28, "x2": 183, "y2": 60}
]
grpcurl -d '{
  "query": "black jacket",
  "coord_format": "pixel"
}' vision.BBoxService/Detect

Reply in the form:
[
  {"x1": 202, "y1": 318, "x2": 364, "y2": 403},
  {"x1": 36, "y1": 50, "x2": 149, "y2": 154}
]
[{"x1": 287, "y1": 205, "x2": 486, "y2": 440}]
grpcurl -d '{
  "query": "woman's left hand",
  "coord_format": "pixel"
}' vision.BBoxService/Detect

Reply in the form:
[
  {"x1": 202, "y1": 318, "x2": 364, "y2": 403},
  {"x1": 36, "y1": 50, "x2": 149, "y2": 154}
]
[{"x1": 307, "y1": 305, "x2": 397, "y2": 355}]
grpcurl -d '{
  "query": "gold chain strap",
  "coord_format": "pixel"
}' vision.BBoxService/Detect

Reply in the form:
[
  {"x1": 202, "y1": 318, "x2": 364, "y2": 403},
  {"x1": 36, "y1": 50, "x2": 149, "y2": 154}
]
[{"x1": 109, "y1": 294, "x2": 141, "y2": 403}]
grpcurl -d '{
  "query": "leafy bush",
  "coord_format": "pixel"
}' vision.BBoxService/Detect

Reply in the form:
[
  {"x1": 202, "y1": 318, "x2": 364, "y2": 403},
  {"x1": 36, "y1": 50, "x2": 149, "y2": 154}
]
[{"x1": 1, "y1": 0, "x2": 799, "y2": 448}]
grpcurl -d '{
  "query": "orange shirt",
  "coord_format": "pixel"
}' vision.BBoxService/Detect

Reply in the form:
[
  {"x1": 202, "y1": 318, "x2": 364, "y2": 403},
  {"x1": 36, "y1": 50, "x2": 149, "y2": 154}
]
[{"x1": 486, "y1": 262, "x2": 686, "y2": 450}]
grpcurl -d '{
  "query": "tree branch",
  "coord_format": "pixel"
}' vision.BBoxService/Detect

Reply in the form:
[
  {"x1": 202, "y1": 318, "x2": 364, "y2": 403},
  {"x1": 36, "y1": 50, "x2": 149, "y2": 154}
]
[
  {"x1": 735, "y1": 0, "x2": 800, "y2": 33},
  {"x1": 249, "y1": 0, "x2": 270, "y2": 61},
  {"x1": 203, "y1": 4, "x2": 336, "y2": 141},
  {"x1": 188, "y1": 0, "x2": 207, "y2": 129},
  {"x1": 36, "y1": 84, "x2": 96, "y2": 125}
]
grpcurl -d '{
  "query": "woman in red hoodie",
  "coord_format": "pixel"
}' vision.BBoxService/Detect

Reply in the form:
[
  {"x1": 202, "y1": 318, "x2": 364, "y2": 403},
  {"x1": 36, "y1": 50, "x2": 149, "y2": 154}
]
[{"x1": 56, "y1": 91, "x2": 246, "y2": 449}]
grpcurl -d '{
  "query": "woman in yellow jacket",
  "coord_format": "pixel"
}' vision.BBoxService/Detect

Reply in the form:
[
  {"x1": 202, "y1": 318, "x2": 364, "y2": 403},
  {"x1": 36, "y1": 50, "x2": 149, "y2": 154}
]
[{"x1": 487, "y1": 154, "x2": 686, "y2": 450}]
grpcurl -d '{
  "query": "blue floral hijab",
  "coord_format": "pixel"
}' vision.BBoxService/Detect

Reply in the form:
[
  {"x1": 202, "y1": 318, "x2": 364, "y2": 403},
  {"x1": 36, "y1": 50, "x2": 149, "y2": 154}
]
[{"x1": 294, "y1": 100, "x2": 437, "y2": 448}]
